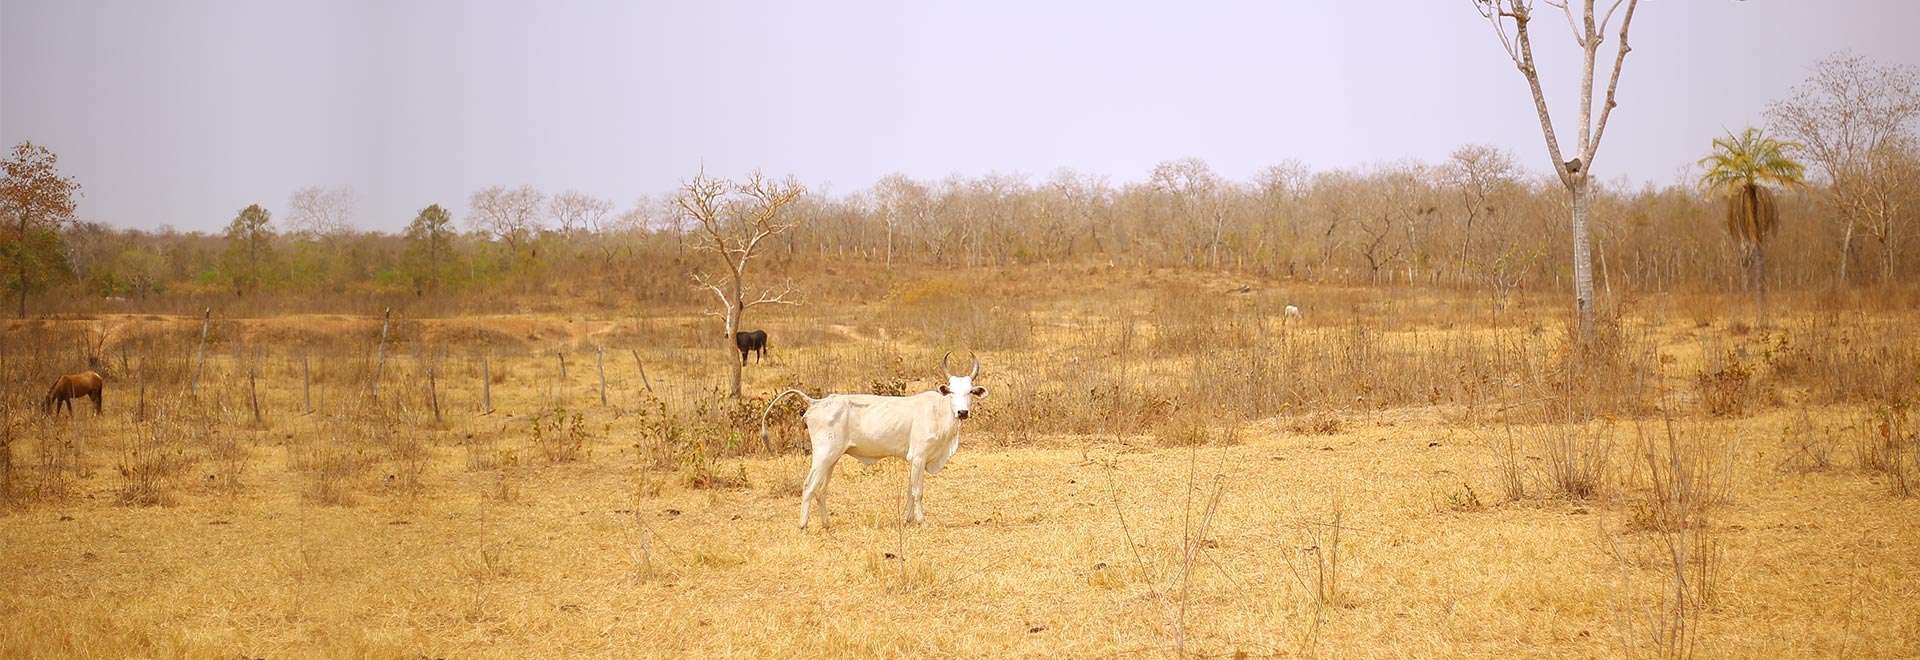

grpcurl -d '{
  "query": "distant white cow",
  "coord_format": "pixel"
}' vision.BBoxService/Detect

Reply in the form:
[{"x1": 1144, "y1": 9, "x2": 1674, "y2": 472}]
[
  {"x1": 1284, "y1": 304, "x2": 1302, "y2": 319},
  {"x1": 759, "y1": 352, "x2": 988, "y2": 529}
]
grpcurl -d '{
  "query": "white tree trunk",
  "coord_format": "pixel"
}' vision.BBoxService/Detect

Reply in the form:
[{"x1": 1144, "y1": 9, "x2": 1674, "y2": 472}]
[{"x1": 1569, "y1": 180, "x2": 1596, "y2": 338}]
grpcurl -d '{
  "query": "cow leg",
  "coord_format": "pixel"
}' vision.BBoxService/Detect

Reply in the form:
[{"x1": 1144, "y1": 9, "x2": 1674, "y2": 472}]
[
  {"x1": 907, "y1": 456, "x2": 928, "y2": 524},
  {"x1": 92, "y1": 391, "x2": 103, "y2": 414},
  {"x1": 799, "y1": 444, "x2": 843, "y2": 530}
]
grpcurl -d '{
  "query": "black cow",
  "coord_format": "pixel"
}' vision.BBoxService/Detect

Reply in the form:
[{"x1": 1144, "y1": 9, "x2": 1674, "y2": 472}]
[{"x1": 734, "y1": 330, "x2": 769, "y2": 365}]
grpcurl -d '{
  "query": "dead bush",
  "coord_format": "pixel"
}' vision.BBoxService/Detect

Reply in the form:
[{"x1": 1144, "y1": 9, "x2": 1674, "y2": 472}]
[
  {"x1": 1861, "y1": 403, "x2": 1919, "y2": 497},
  {"x1": 1694, "y1": 355, "x2": 1758, "y2": 417},
  {"x1": 117, "y1": 410, "x2": 199, "y2": 507},
  {"x1": 1541, "y1": 418, "x2": 1613, "y2": 500}
]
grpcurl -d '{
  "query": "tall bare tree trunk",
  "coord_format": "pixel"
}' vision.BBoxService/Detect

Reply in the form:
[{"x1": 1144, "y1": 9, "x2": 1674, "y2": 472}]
[
  {"x1": 1835, "y1": 221, "x2": 1850, "y2": 283},
  {"x1": 1478, "y1": 0, "x2": 1638, "y2": 342},
  {"x1": 728, "y1": 276, "x2": 744, "y2": 398},
  {"x1": 1570, "y1": 181, "x2": 1596, "y2": 338}
]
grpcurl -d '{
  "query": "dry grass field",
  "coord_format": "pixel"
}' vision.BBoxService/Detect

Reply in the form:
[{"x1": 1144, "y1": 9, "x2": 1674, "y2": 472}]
[{"x1": 1, "y1": 267, "x2": 1917, "y2": 658}]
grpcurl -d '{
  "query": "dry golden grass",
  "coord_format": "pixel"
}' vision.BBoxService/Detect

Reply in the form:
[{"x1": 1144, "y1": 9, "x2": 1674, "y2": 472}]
[{"x1": 1, "y1": 268, "x2": 1917, "y2": 658}]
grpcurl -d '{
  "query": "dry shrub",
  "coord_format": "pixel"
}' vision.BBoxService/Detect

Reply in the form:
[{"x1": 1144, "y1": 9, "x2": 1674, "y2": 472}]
[
  {"x1": 1436, "y1": 482, "x2": 1484, "y2": 512},
  {"x1": 1613, "y1": 415, "x2": 1733, "y2": 659},
  {"x1": 117, "y1": 408, "x2": 200, "y2": 507},
  {"x1": 464, "y1": 431, "x2": 503, "y2": 471},
  {"x1": 1486, "y1": 421, "x2": 1530, "y2": 501},
  {"x1": 385, "y1": 432, "x2": 429, "y2": 495},
  {"x1": 1693, "y1": 356, "x2": 1758, "y2": 417},
  {"x1": 1536, "y1": 314, "x2": 1660, "y2": 422},
  {"x1": 1628, "y1": 417, "x2": 1733, "y2": 535},
  {"x1": 292, "y1": 406, "x2": 388, "y2": 506},
  {"x1": 1541, "y1": 418, "x2": 1613, "y2": 500},
  {"x1": 1768, "y1": 315, "x2": 1919, "y2": 404},
  {"x1": 1777, "y1": 407, "x2": 1838, "y2": 474},
  {"x1": 29, "y1": 421, "x2": 81, "y2": 505},
  {"x1": 974, "y1": 346, "x2": 1158, "y2": 444},
  {"x1": 528, "y1": 405, "x2": 591, "y2": 463},
  {"x1": 1154, "y1": 404, "x2": 1240, "y2": 448},
  {"x1": 206, "y1": 426, "x2": 248, "y2": 495},
  {"x1": 303, "y1": 444, "x2": 369, "y2": 506},
  {"x1": 632, "y1": 396, "x2": 685, "y2": 471},
  {"x1": 1149, "y1": 282, "x2": 1244, "y2": 356},
  {"x1": 1155, "y1": 407, "x2": 1212, "y2": 448},
  {"x1": 1860, "y1": 403, "x2": 1919, "y2": 496},
  {"x1": 1287, "y1": 413, "x2": 1345, "y2": 436},
  {"x1": 631, "y1": 394, "x2": 749, "y2": 489},
  {"x1": 1305, "y1": 501, "x2": 1345, "y2": 609},
  {"x1": 884, "y1": 277, "x2": 1032, "y2": 350}
]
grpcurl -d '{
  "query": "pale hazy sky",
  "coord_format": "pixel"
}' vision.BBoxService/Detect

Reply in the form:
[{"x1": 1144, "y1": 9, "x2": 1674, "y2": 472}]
[{"x1": 3, "y1": 1, "x2": 1918, "y2": 233}]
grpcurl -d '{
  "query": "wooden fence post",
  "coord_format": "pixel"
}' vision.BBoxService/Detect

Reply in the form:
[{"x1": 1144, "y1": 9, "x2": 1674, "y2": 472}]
[
  {"x1": 372, "y1": 307, "x2": 391, "y2": 398},
  {"x1": 596, "y1": 345, "x2": 607, "y2": 406},
  {"x1": 191, "y1": 308, "x2": 210, "y2": 399},
  {"x1": 482, "y1": 354, "x2": 494, "y2": 415},
  {"x1": 248, "y1": 366, "x2": 261, "y2": 423},
  {"x1": 630, "y1": 348, "x2": 653, "y2": 393},
  {"x1": 429, "y1": 366, "x2": 442, "y2": 424},
  {"x1": 553, "y1": 352, "x2": 567, "y2": 409},
  {"x1": 302, "y1": 355, "x2": 313, "y2": 414}
]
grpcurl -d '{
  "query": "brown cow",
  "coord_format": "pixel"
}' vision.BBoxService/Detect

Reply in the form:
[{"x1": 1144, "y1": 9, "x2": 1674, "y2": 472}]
[{"x1": 43, "y1": 371, "x2": 104, "y2": 415}]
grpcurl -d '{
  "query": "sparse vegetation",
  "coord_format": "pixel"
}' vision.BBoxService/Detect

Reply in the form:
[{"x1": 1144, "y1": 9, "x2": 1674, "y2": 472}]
[{"x1": 0, "y1": 268, "x2": 1917, "y2": 658}]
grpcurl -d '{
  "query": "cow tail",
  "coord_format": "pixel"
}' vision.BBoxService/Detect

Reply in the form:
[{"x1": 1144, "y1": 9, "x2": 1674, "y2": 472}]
[{"x1": 759, "y1": 389, "x2": 814, "y2": 454}]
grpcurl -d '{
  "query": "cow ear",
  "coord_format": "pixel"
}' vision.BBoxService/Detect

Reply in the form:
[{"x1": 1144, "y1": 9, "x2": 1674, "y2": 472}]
[
  {"x1": 970, "y1": 386, "x2": 987, "y2": 398},
  {"x1": 939, "y1": 385, "x2": 952, "y2": 395}
]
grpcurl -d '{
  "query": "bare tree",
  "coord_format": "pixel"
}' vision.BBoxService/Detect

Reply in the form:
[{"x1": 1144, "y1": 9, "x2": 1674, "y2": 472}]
[
  {"x1": 286, "y1": 186, "x2": 357, "y2": 239},
  {"x1": 871, "y1": 173, "x2": 930, "y2": 271},
  {"x1": 468, "y1": 185, "x2": 546, "y2": 255},
  {"x1": 1251, "y1": 161, "x2": 1309, "y2": 275},
  {"x1": 1767, "y1": 54, "x2": 1920, "y2": 283},
  {"x1": 1444, "y1": 145, "x2": 1518, "y2": 283},
  {"x1": 1150, "y1": 158, "x2": 1228, "y2": 268},
  {"x1": 1476, "y1": 0, "x2": 1642, "y2": 339},
  {"x1": 1307, "y1": 170, "x2": 1362, "y2": 281},
  {"x1": 549, "y1": 190, "x2": 614, "y2": 236},
  {"x1": 677, "y1": 171, "x2": 807, "y2": 398},
  {"x1": 1856, "y1": 140, "x2": 1920, "y2": 280},
  {"x1": 1046, "y1": 167, "x2": 1115, "y2": 261}
]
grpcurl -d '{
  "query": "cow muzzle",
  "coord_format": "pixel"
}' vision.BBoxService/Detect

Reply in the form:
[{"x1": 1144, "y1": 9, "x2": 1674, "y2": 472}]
[{"x1": 955, "y1": 410, "x2": 969, "y2": 420}]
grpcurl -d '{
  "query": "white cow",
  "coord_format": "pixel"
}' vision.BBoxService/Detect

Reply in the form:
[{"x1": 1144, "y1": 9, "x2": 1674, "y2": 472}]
[
  {"x1": 759, "y1": 352, "x2": 988, "y2": 529},
  {"x1": 1284, "y1": 304, "x2": 1302, "y2": 319}
]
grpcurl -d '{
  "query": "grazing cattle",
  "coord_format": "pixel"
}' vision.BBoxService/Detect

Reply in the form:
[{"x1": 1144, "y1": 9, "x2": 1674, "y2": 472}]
[
  {"x1": 44, "y1": 371, "x2": 105, "y2": 415},
  {"x1": 1284, "y1": 304, "x2": 1302, "y2": 319},
  {"x1": 734, "y1": 330, "x2": 769, "y2": 365},
  {"x1": 759, "y1": 352, "x2": 988, "y2": 529}
]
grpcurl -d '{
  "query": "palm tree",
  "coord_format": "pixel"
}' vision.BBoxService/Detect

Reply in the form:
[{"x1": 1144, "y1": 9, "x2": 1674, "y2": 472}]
[{"x1": 1698, "y1": 128, "x2": 1805, "y2": 326}]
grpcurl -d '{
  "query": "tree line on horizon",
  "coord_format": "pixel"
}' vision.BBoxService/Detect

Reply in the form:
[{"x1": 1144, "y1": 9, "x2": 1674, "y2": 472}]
[{"x1": 4, "y1": 55, "x2": 1916, "y2": 317}]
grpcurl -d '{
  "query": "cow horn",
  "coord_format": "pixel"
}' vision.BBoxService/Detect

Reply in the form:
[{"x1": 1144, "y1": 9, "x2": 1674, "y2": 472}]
[
  {"x1": 941, "y1": 351, "x2": 954, "y2": 377},
  {"x1": 968, "y1": 352, "x2": 979, "y2": 378}
]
